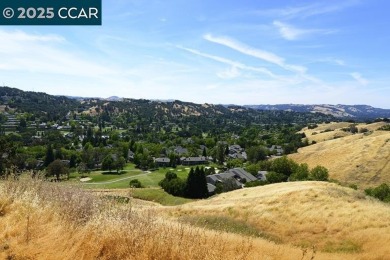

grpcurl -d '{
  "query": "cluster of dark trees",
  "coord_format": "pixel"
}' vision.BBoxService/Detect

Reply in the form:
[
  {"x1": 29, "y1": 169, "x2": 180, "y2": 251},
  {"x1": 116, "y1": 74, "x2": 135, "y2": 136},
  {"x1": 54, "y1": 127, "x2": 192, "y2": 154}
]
[
  {"x1": 158, "y1": 156, "x2": 332, "y2": 199},
  {"x1": 245, "y1": 156, "x2": 329, "y2": 187},
  {"x1": 159, "y1": 167, "x2": 209, "y2": 199}
]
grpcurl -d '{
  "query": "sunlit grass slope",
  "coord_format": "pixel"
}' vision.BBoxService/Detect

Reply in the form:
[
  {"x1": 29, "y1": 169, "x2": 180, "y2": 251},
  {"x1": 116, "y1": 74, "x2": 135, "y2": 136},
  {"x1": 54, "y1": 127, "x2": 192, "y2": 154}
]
[
  {"x1": 290, "y1": 123, "x2": 390, "y2": 187},
  {"x1": 0, "y1": 179, "x2": 342, "y2": 260},
  {"x1": 174, "y1": 181, "x2": 390, "y2": 258}
]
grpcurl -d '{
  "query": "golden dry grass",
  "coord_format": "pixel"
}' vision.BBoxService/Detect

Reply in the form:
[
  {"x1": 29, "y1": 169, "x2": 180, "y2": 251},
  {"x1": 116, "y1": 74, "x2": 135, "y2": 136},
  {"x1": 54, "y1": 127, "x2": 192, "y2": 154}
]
[
  {"x1": 0, "y1": 179, "x2": 344, "y2": 260},
  {"x1": 300, "y1": 122, "x2": 389, "y2": 143},
  {"x1": 292, "y1": 122, "x2": 390, "y2": 187},
  {"x1": 173, "y1": 181, "x2": 390, "y2": 259},
  {"x1": 2, "y1": 179, "x2": 390, "y2": 259}
]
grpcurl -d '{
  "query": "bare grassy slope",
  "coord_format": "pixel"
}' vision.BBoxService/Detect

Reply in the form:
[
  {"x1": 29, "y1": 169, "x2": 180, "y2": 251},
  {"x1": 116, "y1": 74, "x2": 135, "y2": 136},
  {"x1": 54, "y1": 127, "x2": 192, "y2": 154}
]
[
  {"x1": 300, "y1": 122, "x2": 388, "y2": 143},
  {"x1": 3, "y1": 180, "x2": 390, "y2": 259},
  {"x1": 0, "y1": 180, "x2": 342, "y2": 260},
  {"x1": 290, "y1": 124, "x2": 390, "y2": 187},
  {"x1": 175, "y1": 182, "x2": 390, "y2": 258}
]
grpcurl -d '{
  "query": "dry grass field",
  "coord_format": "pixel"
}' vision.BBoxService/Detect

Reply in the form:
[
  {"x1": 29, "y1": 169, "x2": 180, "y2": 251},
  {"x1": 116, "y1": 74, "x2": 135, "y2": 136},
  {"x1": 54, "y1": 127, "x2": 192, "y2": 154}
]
[
  {"x1": 173, "y1": 181, "x2": 390, "y2": 259},
  {"x1": 291, "y1": 122, "x2": 390, "y2": 188},
  {"x1": 0, "y1": 179, "x2": 321, "y2": 260},
  {"x1": 2, "y1": 179, "x2": 390, "y2": 259}
]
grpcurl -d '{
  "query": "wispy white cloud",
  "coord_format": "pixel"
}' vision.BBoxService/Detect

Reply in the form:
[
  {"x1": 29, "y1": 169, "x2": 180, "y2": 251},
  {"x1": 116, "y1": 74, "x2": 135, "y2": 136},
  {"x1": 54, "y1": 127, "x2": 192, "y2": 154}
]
[
  {"x1": 350, "y1": 72, "x2": 369, "y2": 85},
  {"x1": 315, "y1": 58, "x2": 345, "y2": 66},
  {"x1": 177, "y1": 45, "x2": 278, "y2": 78},
  {"x1": 0, "y1": 29, "x2": 118, "y2": 77},
  {"x1": 273, "y1": 21, "x2": 335, "y2": 40},
  {"x1": 273, "y1": 21, "x2": 307, "y2": 40},
  {"x1": 0, "y1": 30, "x2": 65, "y2": 43},
  {"x1": 217, "y1": 66, "x2": 241, "y2": 79},
  {"x1": 256, "y1": 0, "x2": 360, "y2": 19},
  {"x1": 203, "y1": 34, "x2": 307, "y2": 74}
]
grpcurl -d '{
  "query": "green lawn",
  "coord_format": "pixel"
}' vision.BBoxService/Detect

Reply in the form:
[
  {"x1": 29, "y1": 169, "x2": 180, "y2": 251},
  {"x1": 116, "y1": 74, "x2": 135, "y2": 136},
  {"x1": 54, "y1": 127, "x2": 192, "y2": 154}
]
[
  {"x1": 77, "y1": 164, "x2": 194, "y2": 189},
  {"x1": 86, "y1": 170, "x2": 143, "y2": 182},
  {"x1": 131, "y1": 188, "x2": 194, "y2": 206}
]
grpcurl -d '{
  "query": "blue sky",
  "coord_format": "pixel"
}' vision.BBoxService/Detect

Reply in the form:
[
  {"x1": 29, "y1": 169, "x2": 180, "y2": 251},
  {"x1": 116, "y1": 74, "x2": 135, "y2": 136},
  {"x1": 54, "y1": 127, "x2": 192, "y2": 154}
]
[{"x1": 0, "y1": 0, "x2": 389, "y2": 108}]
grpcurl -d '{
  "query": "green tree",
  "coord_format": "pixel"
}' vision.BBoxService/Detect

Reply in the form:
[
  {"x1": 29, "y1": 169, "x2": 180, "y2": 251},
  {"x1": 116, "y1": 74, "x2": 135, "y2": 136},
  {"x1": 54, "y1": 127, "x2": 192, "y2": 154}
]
[
  {"x1": 216, "y1": 144, "x2": 225, "y2": 164},
  {"x1": 47, "y1": 159, "x2": 69, "y2": 181},
  {"x1": 247, "y1": 146, "x2": 267, "y2": 163},
  {"x1": 129, "y1": 179, "x2": 143, "y2": 188},
  {"x1": 102, "y1": 155, "x2": 114, "y2": 172},
  {"x1": 19, "y1": 118, "x2": 27, "y2": 129},
  {"x1": 226, "y1": 158, "x2": 244, "y2": 168},
  {"x1": 77, "y1": 162, "x2": 90, "y2": 175},
  {"x1": 185, "y1": 167, "x2": 208, "y2": 199},
  {"x1": 365, "y1": 183, "x2": 390, "y2": 202},
  {"x1": 245, "y1": 163, "x2": 261, "y2": 176},
  {"x1": 290, "y1": 163, "x2": 309, "y2": 181},
  {"x1": 310, "y1": 165, "x2": 329, "y2": 181},
  {"x1": 271, "y1": 156, "x2": 298, "y2": 177},
  {"x1": 114, "y1": 156, "x2": 126, "y2": 173},
  {"x1": 159, "y1": 172, "x2": 185, "y2": 196},
  {"x1": 266, "y1": 171, "x2": 287, "y2": 183},
  {"x1": 44, "y1": 144, "x2": 55, "y2": 167},
  {"x1": 202, "y1": 147, "x2": 207, "y2": 157},
  {"x1": 169, "y1": 153, "x2": 177, "y2": 168}
]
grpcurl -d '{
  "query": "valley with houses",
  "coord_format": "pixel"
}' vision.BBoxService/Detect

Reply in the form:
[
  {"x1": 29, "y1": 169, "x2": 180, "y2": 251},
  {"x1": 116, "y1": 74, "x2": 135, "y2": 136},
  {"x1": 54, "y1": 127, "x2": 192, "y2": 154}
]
[{"x1": 0, "y1": 87, "x2": 389, "y2": 259}]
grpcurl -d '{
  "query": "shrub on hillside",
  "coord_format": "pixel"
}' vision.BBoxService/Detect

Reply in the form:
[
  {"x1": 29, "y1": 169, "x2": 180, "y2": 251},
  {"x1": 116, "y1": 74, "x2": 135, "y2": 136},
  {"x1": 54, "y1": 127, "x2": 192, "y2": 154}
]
[
  {"x1": 290, "y1": 163, "x2": 310, "y2": 181},
  {"x1": 129, "y1": 179, "x2": 143, "y2": 188},
  {"x1": 159, "y1": 172, "x2": 186, "y2": 197},
  {"x1": 378, "y1": 125, "x2": 390, "y2": 131},
  {"x1": 309, "y1": 166, "x2": 329, "y2": 181},
  {"x1": 365, "y1": 183, "x2": 390, "y2": 202}
]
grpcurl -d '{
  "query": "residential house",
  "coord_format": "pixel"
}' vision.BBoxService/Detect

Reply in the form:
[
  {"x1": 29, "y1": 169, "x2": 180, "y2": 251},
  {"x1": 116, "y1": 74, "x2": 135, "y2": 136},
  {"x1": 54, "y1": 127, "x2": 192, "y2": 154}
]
[
  {"x1": 180, "y1": 156, "x2": 208, "y2": 166},
  {"x1": 174, "y1": 146, "x2": 188, "y2": 155},
  {"x1": 256, "y1": 171, "x2": 269, "y2": 181},
  {"x1": 227, "y1": 144, "x2": 247, "y2": 160},
  {"x1": 154, "y1": 157, "x2": 170, "y2": 167},
  {"x1": 269, "y1": 145, "x2": 284, "y2": 156},
  {"x1": 127, "y1": 150, "x2": 135, "y2": 161},
  {"x1": 206, "y1": 171, "x2": 242, "y2": 194},
  {"x1": 228, "y1": 168, "x2": 257, "y2": 183},
  {"x1": 207, "y1": 183, "x2": 217, "y2": 194},
  {"x1": 206, "y1": 168, "x2": 257, "y2": 194},
  {"x1": 64, "y1": 132, "x2": 74, "y2": 139}
]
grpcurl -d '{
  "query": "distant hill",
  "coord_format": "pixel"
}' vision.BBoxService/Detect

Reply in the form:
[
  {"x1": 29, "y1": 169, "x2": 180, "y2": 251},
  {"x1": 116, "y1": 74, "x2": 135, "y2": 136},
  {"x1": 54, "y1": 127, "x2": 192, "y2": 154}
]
[
  {"x1": 106, "y1": 96, "x2": 123, "y2": 101},
  {"x1": 0, "y1": 87, "x2": 79, "y2": 121},
  {"x1": 245, "y1": 104, "x2": 390, "y2": 120},
  {"x1": 0, "y1": 87, "x2": 336, "y2": 126}
]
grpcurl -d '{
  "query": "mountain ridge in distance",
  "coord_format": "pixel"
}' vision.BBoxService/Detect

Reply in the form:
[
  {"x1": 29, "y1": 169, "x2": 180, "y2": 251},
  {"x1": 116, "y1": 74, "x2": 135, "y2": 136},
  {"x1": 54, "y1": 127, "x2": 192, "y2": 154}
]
[
  {"x1": 1, "y1": 86, "x2": 388, "y2": 119},
  {"x1": 245, "y1": 104, "x2": 390, "y2": 119}
]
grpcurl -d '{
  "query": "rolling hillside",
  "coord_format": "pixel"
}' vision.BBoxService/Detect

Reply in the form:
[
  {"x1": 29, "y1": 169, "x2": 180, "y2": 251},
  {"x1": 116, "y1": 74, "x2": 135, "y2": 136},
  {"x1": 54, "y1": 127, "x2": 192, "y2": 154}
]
[
  {"x1": 174, "y1": 181, "x2": 390, "y2": 258},
  {"x1": 289, "y1": 122, "x2": 390, "y2": 188},
  {"x1": 0, "y1": 180, "x2": 356, "y2": 260},
  {"x1": 5, "y1": 180, "x2": 390, "y2": 259}
]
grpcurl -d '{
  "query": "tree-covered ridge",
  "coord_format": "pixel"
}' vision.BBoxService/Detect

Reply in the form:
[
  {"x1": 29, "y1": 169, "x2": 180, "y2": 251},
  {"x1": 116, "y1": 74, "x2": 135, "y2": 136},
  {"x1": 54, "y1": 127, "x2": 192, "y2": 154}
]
[
  {"x1": 0, "y1": 87, "x2": 79, "y2": 122},
  {"x1": 0, "y1": 87, "x2": 336, "y2": 127}
]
